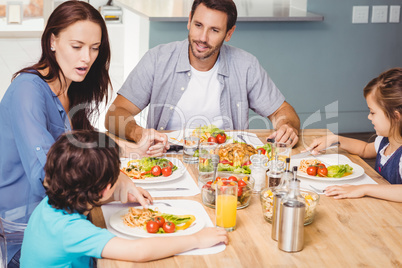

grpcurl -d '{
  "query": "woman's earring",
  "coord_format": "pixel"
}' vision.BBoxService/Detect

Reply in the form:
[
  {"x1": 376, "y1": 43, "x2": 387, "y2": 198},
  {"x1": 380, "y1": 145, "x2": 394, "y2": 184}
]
[{"x1": 51, "y1": 47, "x2": 55, "y2": 51}]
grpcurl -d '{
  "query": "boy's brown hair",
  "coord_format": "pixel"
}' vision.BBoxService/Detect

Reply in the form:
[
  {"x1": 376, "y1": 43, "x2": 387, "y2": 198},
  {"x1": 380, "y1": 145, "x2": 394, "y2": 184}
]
[{"x1": 44, "y1": 130, "x2": 120, "y2": 214}]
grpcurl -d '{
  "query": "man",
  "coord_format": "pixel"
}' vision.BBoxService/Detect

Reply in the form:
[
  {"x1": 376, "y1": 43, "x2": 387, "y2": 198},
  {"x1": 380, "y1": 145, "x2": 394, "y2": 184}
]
[{"x1": 105, "y1": 0, "x2": 300, "y2": 150}]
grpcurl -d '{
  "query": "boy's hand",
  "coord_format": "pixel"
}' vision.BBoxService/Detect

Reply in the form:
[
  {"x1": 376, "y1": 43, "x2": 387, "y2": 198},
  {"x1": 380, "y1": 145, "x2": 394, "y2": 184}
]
[{"x1": 113, "y1": 172, "x2": 153, "y2": 207}]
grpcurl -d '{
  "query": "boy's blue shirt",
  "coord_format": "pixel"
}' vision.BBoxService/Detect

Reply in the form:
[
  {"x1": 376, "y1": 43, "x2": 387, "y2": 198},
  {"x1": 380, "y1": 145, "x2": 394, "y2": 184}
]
[{"x1": 20, "y1": 196, "x2": 115, "y2": 267}]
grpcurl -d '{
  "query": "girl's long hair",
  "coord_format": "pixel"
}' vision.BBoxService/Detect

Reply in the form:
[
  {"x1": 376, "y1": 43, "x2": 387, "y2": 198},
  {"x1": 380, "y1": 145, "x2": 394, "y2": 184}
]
[
  {"x1": 13, "y1": 0, "x2": 111, "y2": 130},
  {"x1": 364, "y1": 67, "x2": 402, "y2": 138}
]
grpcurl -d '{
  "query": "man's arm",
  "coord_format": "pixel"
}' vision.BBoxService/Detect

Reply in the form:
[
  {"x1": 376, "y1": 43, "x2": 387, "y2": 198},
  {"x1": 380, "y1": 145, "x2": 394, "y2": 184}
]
[
  {"x1": 105, "y1": 95, "x2": 144, "y2": 143},
  {"x1": 105, "y1": 95, "x2": 169, "y2": 157},
  {"x1": 267, "y1": 101, "x2": 300, "y2": 147}
]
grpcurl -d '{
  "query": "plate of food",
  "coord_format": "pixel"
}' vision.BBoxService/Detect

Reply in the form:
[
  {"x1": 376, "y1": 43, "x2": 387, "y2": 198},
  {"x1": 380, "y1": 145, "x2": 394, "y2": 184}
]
[
  {"x1": 291, "y1": 157, "x2": 365, "y2": 181},
  {"x1": 167, "y1": 125, "x2": 230, "y2": 145},
  {"x1": 109, "y1": 205, "x2": 205, "y2": 238},
  {"x1": 120, "y1": 157, "x2": 185, "y2": 184}
]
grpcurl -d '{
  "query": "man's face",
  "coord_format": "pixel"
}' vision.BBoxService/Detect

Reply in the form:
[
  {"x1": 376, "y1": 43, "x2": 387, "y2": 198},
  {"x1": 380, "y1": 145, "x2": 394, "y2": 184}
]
[{"x1": 187, "y1": 3, "x2": 235, "y2": 66}]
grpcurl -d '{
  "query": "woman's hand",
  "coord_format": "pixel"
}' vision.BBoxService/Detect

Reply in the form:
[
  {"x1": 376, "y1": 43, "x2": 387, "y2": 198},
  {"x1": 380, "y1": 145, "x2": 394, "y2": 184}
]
[{"x1": 112, "y1": 172, "x2": 153, "y2": 207}]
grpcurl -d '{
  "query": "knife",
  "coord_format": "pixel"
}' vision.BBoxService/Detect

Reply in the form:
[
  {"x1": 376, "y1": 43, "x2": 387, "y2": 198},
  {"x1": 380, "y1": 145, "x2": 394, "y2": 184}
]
[
  {"x1": 143, "y1": 187, "x2": 189, "y2": 191},
  {"x1": 291, "y1": 142, "x2": 340, "y2": 159},
  {"x1": 167, "y1": 144, "x2": 183, "y2": 152}
]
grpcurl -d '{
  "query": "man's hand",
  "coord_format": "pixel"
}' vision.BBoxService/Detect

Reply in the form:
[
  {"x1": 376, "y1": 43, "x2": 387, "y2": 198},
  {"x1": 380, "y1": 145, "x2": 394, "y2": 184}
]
[
  {"x1": 267, "y1": 123, "x2": 298, "y2": 147},
  {"x1": 118, "y1": 128, "x2": 170, "y2": 158},
  {"x1": 112, "y1": 172, "x2": 153, "y2": 207},
  {"x1": 267, "y1": 101, "x2": 300, "y2": 147}
]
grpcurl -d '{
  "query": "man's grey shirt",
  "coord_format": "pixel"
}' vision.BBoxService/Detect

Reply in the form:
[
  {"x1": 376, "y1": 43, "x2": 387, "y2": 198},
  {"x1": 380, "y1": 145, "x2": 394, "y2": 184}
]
[{"x1": 119, "y1": 39, "x2": 285, "y2": 130}]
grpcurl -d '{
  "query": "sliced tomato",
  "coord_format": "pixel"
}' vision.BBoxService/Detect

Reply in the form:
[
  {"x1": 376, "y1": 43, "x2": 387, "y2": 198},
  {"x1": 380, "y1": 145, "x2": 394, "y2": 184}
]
[
  {"x1": 317, "y1": 166, "x2": 328, "y2": 177},
  {"x1": 227, "y1": 176, "x2": 238, "y2": 182},
  {"x1": 162, "y1": 222, "x2": 176, "y2": 233},
  {"x1": 208, "y1": 136, "x2": 217, "y2": 143},
  {"x1": 242, "y1": 160, "x2": 252, "y2": 166},
  {"x1": 151, "y1": 166, "x2": 162, "y2": 176},
  {"x1": 161, "y1": 166, "x2": 172, "y2": 177},
  {"x1": 219, "y1": 159, "x2": 233, "y2": 166},
  {"x1": 146, "y1": 221, "x2": 159, "y2": 233},
  {"x1": 154, "y1": 216, "x2": 165, "y2": 228},
  {"x1": 257, "y1": 148, "x2": 266, "y2": 155},
  {"x1": 216, "y1": 133, "x2": 226, "y2": 144},
  {"x1": 237, "y1": 186, "x2": 243, "y2": 197},
  {"x1": 238, "y1": 179, "x2": 247, "y2": 187},
  {"x1": 306, "y1": 166, "x2": 317, "y2": 176}
]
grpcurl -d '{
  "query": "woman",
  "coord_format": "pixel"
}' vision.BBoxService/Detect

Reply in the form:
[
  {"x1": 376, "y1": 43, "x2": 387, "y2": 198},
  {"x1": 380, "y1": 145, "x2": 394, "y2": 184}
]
[{"x1": 0, "y1": 1, "x2": 153, "y2": 266}]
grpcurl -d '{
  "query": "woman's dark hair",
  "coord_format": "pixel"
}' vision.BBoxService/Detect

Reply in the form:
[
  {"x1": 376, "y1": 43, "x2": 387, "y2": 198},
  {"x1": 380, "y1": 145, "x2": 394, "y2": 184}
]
[
  {"x1": 45, "y1": 130, "x2": 120, "y2": 214},
  {"x1": 13, "y1": 0, "x2": 111, "y2": 130},
  {"x1": 364, "y1": 67, "x2": 402, "y2": 137},
  {"x1": 190, "y1": 0, "x2": 237, "y2": 32}
]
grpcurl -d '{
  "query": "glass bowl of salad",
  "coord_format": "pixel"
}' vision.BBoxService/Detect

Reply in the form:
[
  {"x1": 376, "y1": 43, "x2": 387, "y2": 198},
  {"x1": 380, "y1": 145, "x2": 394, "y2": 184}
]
[
  {"x1": 201, "y1": 174, "x2": 254, "y2": 209},
  {"x1": 260, "y1": 187, "x2": 320, "y2": 225}
]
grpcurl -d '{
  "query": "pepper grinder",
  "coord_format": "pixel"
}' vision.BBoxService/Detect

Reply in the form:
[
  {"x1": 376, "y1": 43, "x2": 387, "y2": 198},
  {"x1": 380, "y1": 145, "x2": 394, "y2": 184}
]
[
  {"x1": 271, "y1": 157, "x2": 291, "y2": 241},
  {"x1": 278, "y1": 166, "x2": 305, "y2": 252}
]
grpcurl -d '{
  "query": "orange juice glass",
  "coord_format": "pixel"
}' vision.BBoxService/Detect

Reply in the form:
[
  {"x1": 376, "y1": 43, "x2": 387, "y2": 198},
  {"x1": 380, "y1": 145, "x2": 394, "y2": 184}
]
[{"x1": 216, "y1": 180, "x2": 238, "y2": 231}]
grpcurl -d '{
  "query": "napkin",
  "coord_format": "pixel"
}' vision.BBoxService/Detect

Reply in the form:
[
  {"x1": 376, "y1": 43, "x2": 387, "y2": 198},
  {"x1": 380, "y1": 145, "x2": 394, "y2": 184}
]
[
  {"x1": 139, "y1": 169, "x2": 200, "y2": 197},
  {"x1": 101, "y1": 200, "x2": 226, "y2": 255},
  {"x1": 291, "y1": 154, "x2": 378, "y2": 194}
]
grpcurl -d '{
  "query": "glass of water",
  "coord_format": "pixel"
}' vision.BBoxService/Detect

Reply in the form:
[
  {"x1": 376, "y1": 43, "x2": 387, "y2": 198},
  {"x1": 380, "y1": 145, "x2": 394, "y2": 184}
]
[{"x1": 183, "y1": 136, "x2": 200, "y2": 164}]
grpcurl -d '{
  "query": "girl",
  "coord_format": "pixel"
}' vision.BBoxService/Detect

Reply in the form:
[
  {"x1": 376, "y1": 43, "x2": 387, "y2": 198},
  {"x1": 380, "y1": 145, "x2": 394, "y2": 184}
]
[
  {"x1": 305, "y1": 68, "x2": 402, "y2": 202},
  {"x1": 0, "y1": 1, "x2": 157, "y2": 266}
]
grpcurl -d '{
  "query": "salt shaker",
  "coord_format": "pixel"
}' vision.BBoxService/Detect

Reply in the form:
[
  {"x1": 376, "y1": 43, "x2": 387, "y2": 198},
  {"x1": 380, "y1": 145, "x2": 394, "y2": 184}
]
[
  {"x1": 271, "y1": 157, "x2": 291, "y2": 241},
  {"x1": 250, "y1": 150, "x2": 268, "y2": 193},
  {"x1": 278, "y1": 166, "x2": 305, "y2": 252}
]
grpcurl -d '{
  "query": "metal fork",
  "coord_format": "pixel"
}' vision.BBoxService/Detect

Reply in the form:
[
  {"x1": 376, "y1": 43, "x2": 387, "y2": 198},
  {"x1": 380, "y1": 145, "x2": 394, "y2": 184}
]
[
  {"x1": 152, "y1": 201, "x2": 172, "y2": 207},
  {"x1": 237, "y1": 134, "x2": 248, "y2": 143},
  {"x1": 309, "y1": 185, "x2": 326, "y2": 194}
]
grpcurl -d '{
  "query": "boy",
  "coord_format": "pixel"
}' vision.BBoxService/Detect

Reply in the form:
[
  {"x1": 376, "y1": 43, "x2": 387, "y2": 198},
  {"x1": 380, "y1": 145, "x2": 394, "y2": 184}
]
[{"x1": 20, "y1": 130, "x2": 228, "y2": 267}]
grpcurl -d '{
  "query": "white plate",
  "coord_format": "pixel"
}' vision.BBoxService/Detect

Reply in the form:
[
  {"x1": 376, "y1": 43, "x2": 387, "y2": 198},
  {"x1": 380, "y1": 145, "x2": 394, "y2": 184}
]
[
  {"x1": 121, "y1": 157, "x2": 186, "y2": 184},
  {"x1": 109, "y1": 205, "x2": 205, "y2": 238},
  {"x1": 291, "y1": 157, "x2": 365, "y2": 181}
]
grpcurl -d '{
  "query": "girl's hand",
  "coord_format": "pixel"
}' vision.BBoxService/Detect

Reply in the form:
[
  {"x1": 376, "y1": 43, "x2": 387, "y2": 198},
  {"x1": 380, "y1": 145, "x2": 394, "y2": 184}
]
[
  {"x1": 193, "y1": 227, "x2": 229, "y2": 248},
  {"x1": 325, "y1": 184, "x2": 366, "y2": 199},
  {"x1": 304, "y1": 134, "x2": 339, "y2": 155}
]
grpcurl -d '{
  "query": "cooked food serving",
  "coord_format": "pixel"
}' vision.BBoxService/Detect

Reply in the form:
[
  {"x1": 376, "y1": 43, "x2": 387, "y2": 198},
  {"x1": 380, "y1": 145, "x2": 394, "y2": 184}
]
[
  {"x1": 192, "y1": 125, "x2": 228, "y2": 144},
  {"x1": 121, "y1": 157, "x2": 178, "y2": 180},
  {"x1": 217, "y1": 143, "x2": 257, "y2": 174},
  {"x1": 299, "y1": 159, "x2": 353, "y2": 178},
  {"x1": 122, "y1": 207, "x2": 196, "y2": 234},
  {"x1": 261, "y1": 189, "x2": 319, "y2": 225},
  {"x1": 201, "y1": 176, "x2": 253, "y2": 209}
]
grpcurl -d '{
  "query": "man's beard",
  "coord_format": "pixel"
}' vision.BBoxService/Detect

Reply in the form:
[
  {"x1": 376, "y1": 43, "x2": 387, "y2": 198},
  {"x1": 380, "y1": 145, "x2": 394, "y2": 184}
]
[{"x1": 188, "y1": 35, "x2": 223, "y2": 61}]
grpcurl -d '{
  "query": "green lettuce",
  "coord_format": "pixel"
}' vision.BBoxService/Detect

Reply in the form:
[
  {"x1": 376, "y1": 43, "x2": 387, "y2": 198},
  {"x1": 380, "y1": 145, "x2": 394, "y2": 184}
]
[
  {"x1": 138, "y1": 157, "x2": 177, "y2": 176},
  {"x1": 327, "y1": 164, "x2": 353, "y2": 178}
]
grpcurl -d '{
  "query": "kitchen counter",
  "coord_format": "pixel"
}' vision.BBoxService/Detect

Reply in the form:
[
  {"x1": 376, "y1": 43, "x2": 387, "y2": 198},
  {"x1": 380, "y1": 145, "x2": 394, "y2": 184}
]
[{"x1": 115, "y1": 0, "x2": 324, "y2": 22}]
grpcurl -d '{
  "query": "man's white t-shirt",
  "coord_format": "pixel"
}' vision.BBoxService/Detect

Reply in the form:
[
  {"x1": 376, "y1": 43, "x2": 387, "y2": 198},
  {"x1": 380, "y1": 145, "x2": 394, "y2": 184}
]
[{"x1": 166, "y1": 59, "x2": 224, "y2": 130}]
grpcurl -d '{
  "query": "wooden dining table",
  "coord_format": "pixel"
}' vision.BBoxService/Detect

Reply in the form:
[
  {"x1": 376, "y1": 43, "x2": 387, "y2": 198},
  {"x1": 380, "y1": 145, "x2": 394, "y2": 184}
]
[{"x1": 91, "y1": 129, "x2": 402, "y2": 267}]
